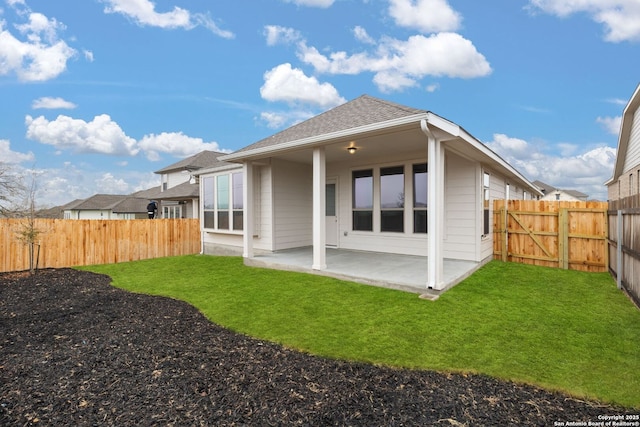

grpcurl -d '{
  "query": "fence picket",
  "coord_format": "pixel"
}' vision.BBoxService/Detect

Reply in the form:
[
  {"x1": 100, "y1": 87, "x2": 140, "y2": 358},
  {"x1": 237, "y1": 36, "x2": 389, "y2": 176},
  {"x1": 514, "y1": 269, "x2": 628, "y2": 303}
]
[{"x1": 0, "y1": 219, "x2": 200, "y2": 273}]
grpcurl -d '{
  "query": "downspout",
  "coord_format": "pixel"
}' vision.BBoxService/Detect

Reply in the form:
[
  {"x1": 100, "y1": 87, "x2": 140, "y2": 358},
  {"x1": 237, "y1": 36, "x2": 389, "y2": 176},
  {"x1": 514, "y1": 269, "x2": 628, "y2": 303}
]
[{"x1": 420, "y1": 119, "x2": 441, "y2": 290}]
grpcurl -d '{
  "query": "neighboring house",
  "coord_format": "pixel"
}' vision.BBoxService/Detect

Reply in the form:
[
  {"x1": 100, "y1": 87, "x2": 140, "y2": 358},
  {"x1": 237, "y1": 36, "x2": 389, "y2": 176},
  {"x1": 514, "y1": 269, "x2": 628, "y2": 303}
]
[
  {"x1": 606, "y1": 83, "x2": 640, "y2": 201},
  {"x1": 197, "y1": 95, "x2": 541, "y2": 291},
  {"x1": 63, "y1": 194, "x2": 149, "y2": 219},
  {"x1": 533, "y1": 180, "x2": 589, "y2": 201},
  {"x1": 141, "y1": 150, "x2": 230, "y2": 219}
]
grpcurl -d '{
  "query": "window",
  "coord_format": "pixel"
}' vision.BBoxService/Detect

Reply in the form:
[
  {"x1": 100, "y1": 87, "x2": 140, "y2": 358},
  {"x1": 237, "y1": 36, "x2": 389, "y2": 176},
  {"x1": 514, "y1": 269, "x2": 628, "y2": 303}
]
[
  {"x1": 232, "y1": 172, "x2": 243, "y2": 230},
  {"x1": 203, "y1": 176, "x2": 215, "y2": 229},
  {"x1": 380, "y1": 166, "x2": 404, "y2": 232},
  {"x1": 352, "y1": 169, "x2": 373, "y2": 231},
  {"x1": 202, "y1": 172, "x2": 243, "y2": 231},
  {"x1": 163, "y1": 205, "x2": 182, "y2": 219},
  {"x1": 413, "y1": 164, "x2": 427, "y2": 233},
  {"x1": 483, "y1": 172, "x2": 490, "y2": 236}
]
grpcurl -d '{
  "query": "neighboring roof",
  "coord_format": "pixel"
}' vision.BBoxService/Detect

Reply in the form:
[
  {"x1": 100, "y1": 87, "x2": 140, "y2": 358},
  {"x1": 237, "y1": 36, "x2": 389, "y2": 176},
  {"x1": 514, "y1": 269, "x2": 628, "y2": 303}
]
[
  {"x1": 154, "y1": 150, "x2": 230, "y2": 174},
  {"x1": 65, "y1": 194, "x2": 149, "y2": 213},
  {"x1": 607, "y1": 83, "x2": 640, "y2": 185},
  {"x1": 533, "y1": 180, "x2": 588, "y2": 199},
  {"x1": 228, "y1": 95, "x2": 424, "y2": 156},
  {"x1": 152, "y1": 181, "x2": 199, "y2": 200},
  {"x1": 131, "y1": 186, "x2": 161, "y2": 199}
]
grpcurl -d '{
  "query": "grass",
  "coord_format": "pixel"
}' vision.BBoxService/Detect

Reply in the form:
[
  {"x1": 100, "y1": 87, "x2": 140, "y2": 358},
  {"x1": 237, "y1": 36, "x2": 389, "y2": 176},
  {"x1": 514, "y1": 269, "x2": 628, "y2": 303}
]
[{"x1": 78, "y1": 255, "x2": 640, "y2": 408}]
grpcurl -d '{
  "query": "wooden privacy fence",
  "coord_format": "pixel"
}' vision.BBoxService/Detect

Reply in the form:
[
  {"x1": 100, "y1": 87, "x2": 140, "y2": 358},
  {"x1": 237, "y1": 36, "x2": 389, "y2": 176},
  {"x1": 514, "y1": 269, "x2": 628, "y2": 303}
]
[
  {"x1": 493, "y1": 200, "x2": 608, "y2": 273},
  {"x1": 608, "y1": 195, "x2": 640, "y2": 306},
  {"x1": 0, "y1": 219, "x2": 201, "y2": 273}
]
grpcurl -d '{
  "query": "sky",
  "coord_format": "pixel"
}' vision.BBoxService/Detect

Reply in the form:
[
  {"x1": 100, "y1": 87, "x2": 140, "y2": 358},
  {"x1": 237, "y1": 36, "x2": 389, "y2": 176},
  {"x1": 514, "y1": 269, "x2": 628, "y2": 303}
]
[{"x1": 1, "y1": 0, "x2": 639, "y2": 207}]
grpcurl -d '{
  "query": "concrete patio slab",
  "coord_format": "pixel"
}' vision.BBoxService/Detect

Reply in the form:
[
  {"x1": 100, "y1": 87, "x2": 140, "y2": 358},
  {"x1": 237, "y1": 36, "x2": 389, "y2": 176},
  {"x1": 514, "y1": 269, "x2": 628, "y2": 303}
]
[{"x1": 245, "y1": 247, "x2": 482, "y2": 296}]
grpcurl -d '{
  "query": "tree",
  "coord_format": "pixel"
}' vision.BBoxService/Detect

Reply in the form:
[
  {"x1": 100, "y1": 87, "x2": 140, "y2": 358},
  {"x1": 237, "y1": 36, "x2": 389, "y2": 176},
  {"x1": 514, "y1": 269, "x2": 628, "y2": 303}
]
[{"x1": 0, "y1": 162, "x2": 25, "y2": 217}]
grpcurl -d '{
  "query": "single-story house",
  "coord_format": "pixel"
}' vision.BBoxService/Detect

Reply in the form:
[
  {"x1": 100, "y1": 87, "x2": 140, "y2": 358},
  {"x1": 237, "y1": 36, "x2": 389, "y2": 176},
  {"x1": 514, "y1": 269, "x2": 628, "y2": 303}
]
[
  {"x1": 197, "y1": 95, "x2": 541, "y2": 292},
  {"x1": 63, "y1": 194, "x2": 150, "y2": 219},
  {"x1": 533, "y1": 180, "x2": 588, "y2": 201},
  {"x1": 606, "y1": 83, "x2": 640, "y2": 201}
]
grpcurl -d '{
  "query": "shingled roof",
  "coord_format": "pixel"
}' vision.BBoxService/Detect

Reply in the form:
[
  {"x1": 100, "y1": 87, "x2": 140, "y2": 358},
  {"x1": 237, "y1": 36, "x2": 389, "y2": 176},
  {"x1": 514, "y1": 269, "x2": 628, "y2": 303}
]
[
  {"x1": 65, "y1": 194, "x2": 149, "y2": 213},
  {"x1": 233, "y1": 95, "x2": 426, "y2": 154},
  {"x1": 154, "y1": 150, "x2": 230, "y2": 174}
]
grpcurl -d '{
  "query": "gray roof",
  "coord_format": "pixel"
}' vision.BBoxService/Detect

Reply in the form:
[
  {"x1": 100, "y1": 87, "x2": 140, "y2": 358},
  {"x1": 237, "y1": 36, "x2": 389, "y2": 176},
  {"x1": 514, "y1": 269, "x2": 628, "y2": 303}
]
[
  {"x1": 153, "y1": 181, "x2": 199, "y2": 200},
  {"x1": 66, "y1": 194, "x2": 149, "y2": 213},
  {"x1": 533, "y1": 180, "x2": 588, "y2": 198},
  {"x1": 233, "y1": 95, "x2": 426, "y2": 154},
  {"x1": 154, "y1": 150, "x2": 230, "y2": 174}
]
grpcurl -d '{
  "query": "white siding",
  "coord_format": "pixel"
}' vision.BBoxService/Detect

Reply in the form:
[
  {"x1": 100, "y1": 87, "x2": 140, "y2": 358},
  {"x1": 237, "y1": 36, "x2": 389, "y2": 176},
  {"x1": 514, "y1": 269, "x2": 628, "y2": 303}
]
[
  {"x1": 443, "y1": 153, "x2": 477, "y2": 261},
  {"x1": 623, "y1": 105, "x2": 640, "y2": 174},
  {"x1": 271, "y1": 159, "x2": 313, "y2": 250},
  {"x1": 165, "y1": 171, "x2": 189, "y2": 189}
]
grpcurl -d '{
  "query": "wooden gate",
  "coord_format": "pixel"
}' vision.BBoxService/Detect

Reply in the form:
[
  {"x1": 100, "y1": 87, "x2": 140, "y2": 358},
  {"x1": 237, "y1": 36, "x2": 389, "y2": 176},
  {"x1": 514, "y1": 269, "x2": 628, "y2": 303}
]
[{"x1": 493, "y1": 200, "x2": 608, "y2": 272}]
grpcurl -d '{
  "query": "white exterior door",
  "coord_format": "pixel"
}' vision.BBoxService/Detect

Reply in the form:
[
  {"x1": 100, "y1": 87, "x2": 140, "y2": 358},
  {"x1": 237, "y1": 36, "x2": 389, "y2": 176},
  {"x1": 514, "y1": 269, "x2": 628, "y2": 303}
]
[{"x1": 326, "y1": 180, "x2": 338, "y2": 246}]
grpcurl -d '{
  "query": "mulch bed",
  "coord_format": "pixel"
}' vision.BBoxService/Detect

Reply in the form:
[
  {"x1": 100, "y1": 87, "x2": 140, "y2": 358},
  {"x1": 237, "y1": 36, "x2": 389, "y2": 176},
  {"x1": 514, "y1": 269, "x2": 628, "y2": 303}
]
[{"x1": 0, "y1": 269, "x2": 633, "y2": 426}]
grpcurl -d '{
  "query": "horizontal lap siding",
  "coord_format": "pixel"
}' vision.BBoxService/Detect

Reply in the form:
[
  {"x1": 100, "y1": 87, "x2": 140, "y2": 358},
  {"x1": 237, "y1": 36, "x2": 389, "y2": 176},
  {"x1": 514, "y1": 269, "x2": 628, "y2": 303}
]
[
  {"x1": 444, "y1": 154, "x2": 477, "y2": 261},
  {"x1": 623, "y1": 107, "x2": 640, "y2": 174},
  {"x1": 272, "y1": 159, "x2": 312, "y2": 250}
]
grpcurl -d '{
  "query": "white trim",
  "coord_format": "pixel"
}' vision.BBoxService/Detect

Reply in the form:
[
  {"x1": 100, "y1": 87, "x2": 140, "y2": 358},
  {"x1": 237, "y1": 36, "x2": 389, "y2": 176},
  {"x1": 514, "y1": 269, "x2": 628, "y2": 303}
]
[{"x1": 312, "y1": 148, "x2": 327, "y2": 270}]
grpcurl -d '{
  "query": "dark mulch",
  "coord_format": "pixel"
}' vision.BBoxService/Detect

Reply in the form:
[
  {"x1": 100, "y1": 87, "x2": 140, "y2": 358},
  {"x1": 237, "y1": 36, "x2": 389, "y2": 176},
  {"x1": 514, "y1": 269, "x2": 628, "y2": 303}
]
[{"x1": 0, "y1": 269, "x2": 633, "y2": 426}]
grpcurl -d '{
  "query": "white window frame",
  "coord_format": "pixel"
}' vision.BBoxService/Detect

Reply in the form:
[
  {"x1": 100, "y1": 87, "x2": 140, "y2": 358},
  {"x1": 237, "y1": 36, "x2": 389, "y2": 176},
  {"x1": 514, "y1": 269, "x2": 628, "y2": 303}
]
[{"x1": 202, "y1": 171, "x2": 243, "y2": 234}]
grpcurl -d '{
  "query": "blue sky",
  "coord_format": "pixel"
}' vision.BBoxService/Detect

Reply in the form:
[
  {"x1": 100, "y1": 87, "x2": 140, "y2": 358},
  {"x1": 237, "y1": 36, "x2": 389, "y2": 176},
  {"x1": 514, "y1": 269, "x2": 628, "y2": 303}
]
[{"x1": 1, "y1": 0, "x2": 639, "y2": 206}]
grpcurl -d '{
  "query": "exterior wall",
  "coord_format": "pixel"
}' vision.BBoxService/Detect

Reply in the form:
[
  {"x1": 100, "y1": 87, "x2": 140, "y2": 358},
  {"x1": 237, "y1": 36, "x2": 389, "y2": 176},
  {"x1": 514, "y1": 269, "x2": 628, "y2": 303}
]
[
  {"x1": 271, "y1": 159, "x2": 313, "y2": 250},
  {"x1": 480, "y1": 169, "x2": 511, "y2": 261},
  {"x1": 443, "y1": 153, "x2": 477, "y2": 261},
  {"x1": 164, "y1": 171, "x2": 190, "y2": 190},
  {"x1": 540, "y1": 191, "x2": 584, "y2": 201},
  {"x1": 622, "y1": 107, "x2": 640, "y2": 174},
  {"x1": 609, "y1": 99, "x2": 640, "y2": 201},
  {"x1": 329, "y1": 151, "x2": 429, "y2": 257}
]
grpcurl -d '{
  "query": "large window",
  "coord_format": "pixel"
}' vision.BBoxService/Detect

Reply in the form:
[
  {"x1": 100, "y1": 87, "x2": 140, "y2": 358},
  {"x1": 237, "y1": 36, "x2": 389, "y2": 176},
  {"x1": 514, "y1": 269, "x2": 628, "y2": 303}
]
[
  {"x1": 380, "y1": 166, "x2": 404, "y2": 232},
  {"x1": 413, "y1": 163, "x2": 427, "y2": 233},
  {"x1": 203, "y1": 172, "x2": 243, "y2": 231},
  {"x1": 483, "y1": 172, "x2": 490, "y2": 236},
  {"x1": 352, "y1": 169, "x2": 373, "y2": 231},
  {"x1": 232, "y1": 172, "x2": 243, "y2": 230}
]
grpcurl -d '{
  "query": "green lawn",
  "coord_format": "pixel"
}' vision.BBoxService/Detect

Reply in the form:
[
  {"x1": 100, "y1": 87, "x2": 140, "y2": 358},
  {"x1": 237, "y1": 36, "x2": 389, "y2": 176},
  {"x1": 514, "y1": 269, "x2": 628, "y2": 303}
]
[{"x1": 79, "y1": 255, "x2": 640, "y2": 408}]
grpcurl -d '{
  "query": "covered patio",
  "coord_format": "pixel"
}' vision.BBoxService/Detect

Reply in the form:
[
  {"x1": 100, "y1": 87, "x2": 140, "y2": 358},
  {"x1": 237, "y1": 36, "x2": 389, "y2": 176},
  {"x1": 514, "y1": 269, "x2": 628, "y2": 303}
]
[{"x1": 245, "y1": 248, "x2": 483, "y2": 298}]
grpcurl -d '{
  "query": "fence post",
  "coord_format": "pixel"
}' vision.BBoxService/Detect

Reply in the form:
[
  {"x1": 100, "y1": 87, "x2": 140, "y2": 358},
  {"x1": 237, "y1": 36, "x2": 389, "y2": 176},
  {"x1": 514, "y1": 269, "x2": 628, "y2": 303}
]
[
  {"x1": 558, "y1": 208, "x2": 569, "y2": 270},
  {"x1": 501, "y1": 206, "x2": 508, "y2": 262},
  {"x1": 617, "y1": 210, "x2": 622, "y2": 290}
]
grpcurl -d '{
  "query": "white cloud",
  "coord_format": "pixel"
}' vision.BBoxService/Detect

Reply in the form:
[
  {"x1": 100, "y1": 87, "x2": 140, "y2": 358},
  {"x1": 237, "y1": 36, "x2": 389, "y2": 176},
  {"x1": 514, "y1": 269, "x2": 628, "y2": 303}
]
[
  {"x1": 281, "y1": 0, "x2": 335, "y2": 7},
  {"x1": 0, "y1": 10, "x2": 76, "y2": 81},
  {"x1": 259, "y1": 110, "x2": 314, "y2": 129},
  {"x1": 83, "y1": 49, "x2": 94, "y2": 62},
  {"x1": 486, "y1": 133, "x2": 615, "y2": 200},
  {"x1": 353, "y1": 26, "x2": 375, "y2": 44},
  {"x1": 32, "y1": 96, "x2": 77, "y2": 110},
  {"x1": 138, "y1": 132, "x2": 228, "y2": 161},
  {"x1": 425, "y1": 83, "x2": 439, "y2": 92},
  {"x1": 95, "y1": 172, "x2": 130, "y2": 193},
  {"x1": 102, "y1": 0, "x2": 234, "y2": 38},
  {"x1": 529, "y1": 0, "x2": 640, "y2": 42},
  {"x1": 388, "y1": 0, "x2": 462, "y2": 33},
  {"x1": 298, "y1": 32, "x2": 491, "y2": 92},
  {"x1": 260, "y1": 63, "x2": 347, "y2": 108},
  {"x1": 596, "y1": 115, "x2": 622, "y2": 135},
  {"x1": 25, "y1": 114, "x2": 139, "y2": 156},
  {"x1": 264, "y1": 25, "x2": 302, "y2": 46},
  {"x1": 0, "y1": 139, "x2": 35, "y2": 163}
]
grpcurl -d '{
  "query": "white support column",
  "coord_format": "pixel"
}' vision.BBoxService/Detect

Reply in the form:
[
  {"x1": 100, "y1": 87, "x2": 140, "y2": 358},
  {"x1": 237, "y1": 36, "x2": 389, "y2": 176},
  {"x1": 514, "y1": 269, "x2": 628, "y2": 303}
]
[
  {"x1": 312, "y1": 147, "x2": 327, "y2": 270},
  {"x1": 423, "y1": 120, "x2": 443, "y2": 290},
  {"x1": 243, "y1": 161, "x2": 254, "y2": 259}
]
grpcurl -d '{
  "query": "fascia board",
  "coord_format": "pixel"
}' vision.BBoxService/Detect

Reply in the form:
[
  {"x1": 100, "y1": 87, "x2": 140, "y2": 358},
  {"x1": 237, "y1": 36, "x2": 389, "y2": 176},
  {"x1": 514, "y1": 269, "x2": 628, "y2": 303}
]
[
  {"x1": 194, "y1": 163, "x2": 243, "y2": 176},
  {"x1": 219, "y1": 113, "x2": 428, "y2": 162},
  {"x1": 432, "y1": 116, "x2": 543, "y2": 196},
  {"x1": 611, "y1": 83, "x2": 640, "y2": 181}
]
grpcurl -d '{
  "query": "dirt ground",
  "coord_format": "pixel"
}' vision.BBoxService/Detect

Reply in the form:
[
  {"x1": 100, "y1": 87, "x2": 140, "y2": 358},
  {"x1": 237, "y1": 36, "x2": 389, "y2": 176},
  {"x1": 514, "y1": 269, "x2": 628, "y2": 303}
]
[{"x1": 0, "y1": 268, "x2": 633, "y2": 426}]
